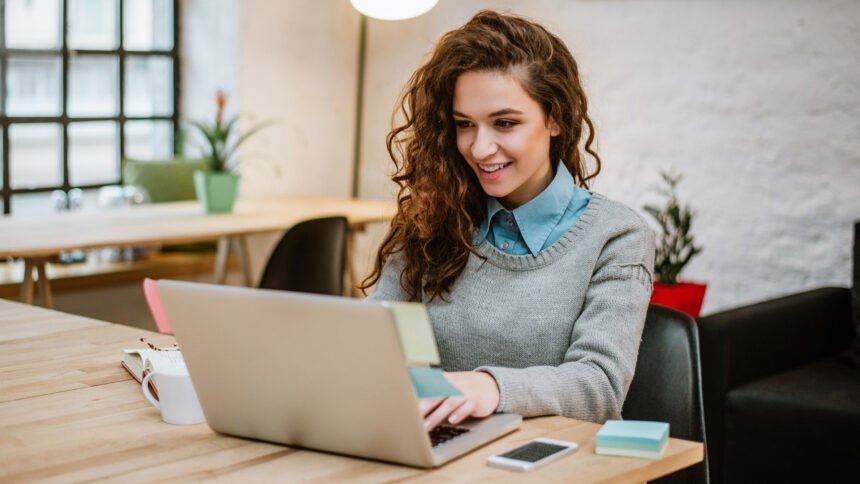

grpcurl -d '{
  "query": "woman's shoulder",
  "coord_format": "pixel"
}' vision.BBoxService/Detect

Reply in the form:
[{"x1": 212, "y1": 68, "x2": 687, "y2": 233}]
[
  {"x1": 584, "y1": 193, "x2": 655, "y2": 266},
  {"x1": 365, "y1": 251, "x2": 409, "y2": 302},
  {"x1": 585, "y1": 192, "x2": 652, "y2": 235}
]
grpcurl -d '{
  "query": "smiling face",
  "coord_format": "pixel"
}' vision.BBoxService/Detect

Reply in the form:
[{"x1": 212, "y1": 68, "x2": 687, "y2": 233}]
[{"x1": 453, "y1": 70, "x2": 560, "y2": 209}]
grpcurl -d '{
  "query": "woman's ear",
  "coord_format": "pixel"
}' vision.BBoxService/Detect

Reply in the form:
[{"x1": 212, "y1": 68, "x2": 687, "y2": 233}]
[{"x1": 549, "y1": 118, "x2": 561, "y2": 137}]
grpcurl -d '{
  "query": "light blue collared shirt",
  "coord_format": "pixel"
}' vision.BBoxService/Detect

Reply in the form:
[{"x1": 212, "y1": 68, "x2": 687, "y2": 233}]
[{"x1": 477, "y1": 162, "x2": 592, "y2": 256}]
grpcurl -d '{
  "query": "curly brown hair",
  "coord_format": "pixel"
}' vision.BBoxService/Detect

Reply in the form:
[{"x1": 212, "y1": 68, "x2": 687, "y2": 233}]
[{"x1": 361, "y1": 10, "x2": 602, "y2": 302}]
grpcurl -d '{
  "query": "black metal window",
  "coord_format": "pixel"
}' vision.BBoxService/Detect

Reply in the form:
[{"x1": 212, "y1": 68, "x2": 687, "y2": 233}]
[{"x1": 0, "y1": 0, "x2": 179, "y2": 215}]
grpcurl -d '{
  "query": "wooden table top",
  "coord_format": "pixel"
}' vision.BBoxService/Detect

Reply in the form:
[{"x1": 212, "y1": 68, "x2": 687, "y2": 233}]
[
  {"x1": 0, "y1": 196, "x2": 396, "y2": 259},
  {"x1": 0, "y1": 299, "x2": 703, "y2": 482}
]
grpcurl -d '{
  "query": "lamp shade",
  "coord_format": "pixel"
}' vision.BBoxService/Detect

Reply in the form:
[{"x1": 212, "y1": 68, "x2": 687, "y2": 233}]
[{"x1": 350, "y1": 0, "x2": 438, "y2": 21}]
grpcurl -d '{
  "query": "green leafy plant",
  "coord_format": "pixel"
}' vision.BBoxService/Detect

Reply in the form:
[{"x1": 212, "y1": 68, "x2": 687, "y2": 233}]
[
  {"x1": 643, "y1": 170, "x2": 703, "y2": 285},
  {"x1": 187, "y1": 90, "x2": 274, "y2": 173}
]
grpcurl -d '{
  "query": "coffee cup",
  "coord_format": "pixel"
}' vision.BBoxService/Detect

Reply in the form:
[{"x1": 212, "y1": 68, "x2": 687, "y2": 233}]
[{"x1": 142, "y1": 366, "x2": 205, "y2": 425}]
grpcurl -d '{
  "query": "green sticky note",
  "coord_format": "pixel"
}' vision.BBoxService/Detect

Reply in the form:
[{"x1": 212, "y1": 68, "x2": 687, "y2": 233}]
[
  {"x1": 409, "y1": 367, "x2": 462, "y2": 398},
  {"x1": 385, "y1": 302, "x2": 440, "y2": 365}
]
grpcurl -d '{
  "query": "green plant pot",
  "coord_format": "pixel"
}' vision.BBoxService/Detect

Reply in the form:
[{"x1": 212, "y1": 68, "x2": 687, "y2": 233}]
[{"x1": 193, "y1": 171, "x2": 239, "y2": 214}]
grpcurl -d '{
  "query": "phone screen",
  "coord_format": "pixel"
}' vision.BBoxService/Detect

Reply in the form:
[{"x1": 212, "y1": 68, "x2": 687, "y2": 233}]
[{"x1": 497, "y1": 442, "x2": 570, "y2": 463}]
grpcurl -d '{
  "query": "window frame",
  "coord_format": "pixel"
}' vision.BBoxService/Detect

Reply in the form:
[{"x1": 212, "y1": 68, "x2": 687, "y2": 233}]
[{"x1": 0, "y1": 0, "x2": 180, "y2": 214}]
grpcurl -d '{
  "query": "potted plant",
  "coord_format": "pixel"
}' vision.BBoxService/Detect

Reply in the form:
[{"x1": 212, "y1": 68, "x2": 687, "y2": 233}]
[
  {"x1": 644, "y1": 170, "x2": 707, "y2": 318},
  {"x1": 188, "y1": 90, "x2": 272, "y2": 214}
]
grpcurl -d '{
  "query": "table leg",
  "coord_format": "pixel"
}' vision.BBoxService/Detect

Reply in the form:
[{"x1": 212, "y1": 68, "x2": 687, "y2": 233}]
[
  {"x1": 20, "y1": 259, "x2": 35, "y2": 304},
  {"x1": 233, "y1": 235, "x2": 253, "y2": 287},
  {"x1": 35, "y1": 260, "x2": 53, "y2": 309},
  {"x1": 214, "y1": 237, "x2": 230, "y2": 284}
]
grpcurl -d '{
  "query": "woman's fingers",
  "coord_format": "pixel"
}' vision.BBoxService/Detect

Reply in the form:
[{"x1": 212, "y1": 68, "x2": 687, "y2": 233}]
[
  {"x1": 423, "y1": 396, "x2": 468, "y2": 431},
  {"x1": 417, "y1": 371, "x2": 501, "y2": 430},
  {"x1": 419, "y1": 397, "x2": 445, "y2": 417},
  {"x1": 447, "y1": 398, "x2": 476, "y2": 425}
]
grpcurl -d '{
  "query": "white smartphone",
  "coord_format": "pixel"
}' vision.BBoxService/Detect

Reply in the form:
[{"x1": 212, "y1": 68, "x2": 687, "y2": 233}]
[{"x1": 487, "y1": 437, "x2": 579, "y2": 472}]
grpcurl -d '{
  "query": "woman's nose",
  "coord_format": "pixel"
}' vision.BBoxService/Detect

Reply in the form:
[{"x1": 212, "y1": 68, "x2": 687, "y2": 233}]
[{"x1": 470, "y1": 127, "x2": 498, "y2": 160}]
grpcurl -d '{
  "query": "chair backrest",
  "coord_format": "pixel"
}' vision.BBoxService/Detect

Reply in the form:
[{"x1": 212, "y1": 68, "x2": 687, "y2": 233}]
[
  {"x1": 258, "y1": 216, "x2": 348, "y2": 296},
  {"x1": 122, "y1": 157, "x2": 207, "y2": 203},
  {"x1": 622, "y1": 304, "x2": 709, "y2": 484}
]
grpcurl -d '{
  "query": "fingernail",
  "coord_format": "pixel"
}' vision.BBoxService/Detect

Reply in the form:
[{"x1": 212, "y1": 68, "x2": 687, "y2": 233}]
[{"x1": 448, "y1": 414, "x2": 458, "y2": 424}]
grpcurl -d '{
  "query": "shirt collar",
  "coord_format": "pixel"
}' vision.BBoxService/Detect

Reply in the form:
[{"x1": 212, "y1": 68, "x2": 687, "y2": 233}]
[{"x1": 477, "y1": 161, "x2": 576, "y2": 256}]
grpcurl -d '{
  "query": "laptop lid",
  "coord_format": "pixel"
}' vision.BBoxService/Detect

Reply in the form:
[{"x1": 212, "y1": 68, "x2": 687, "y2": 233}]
[{"x1": 157, "y1": 279, "x2": 437, "y2": 467}]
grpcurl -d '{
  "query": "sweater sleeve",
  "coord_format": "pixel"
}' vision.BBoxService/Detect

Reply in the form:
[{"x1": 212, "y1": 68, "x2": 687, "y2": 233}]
[{"x1": 477, "y1": 222, "x2": 655, "y2": 422}]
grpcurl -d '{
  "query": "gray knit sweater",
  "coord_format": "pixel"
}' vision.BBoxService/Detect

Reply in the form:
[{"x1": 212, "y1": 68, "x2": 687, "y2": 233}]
[{"x1": 367, "y1": 193, "x2": 655, "y2": 422}]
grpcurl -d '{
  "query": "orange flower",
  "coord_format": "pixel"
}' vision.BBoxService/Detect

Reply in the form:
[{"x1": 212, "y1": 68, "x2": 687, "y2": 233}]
[{"x1": 215, "y1": 90, "x2": 228, "y2": 125}]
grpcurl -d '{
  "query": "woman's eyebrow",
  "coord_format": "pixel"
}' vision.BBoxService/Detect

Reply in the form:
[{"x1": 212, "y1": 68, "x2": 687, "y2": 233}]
[
  {"x1": 452, "y1": 108, "x2": 524, "y2": 118},
  {"x1": 489, "y1": 108, "x2": 524, "y2": 117}
]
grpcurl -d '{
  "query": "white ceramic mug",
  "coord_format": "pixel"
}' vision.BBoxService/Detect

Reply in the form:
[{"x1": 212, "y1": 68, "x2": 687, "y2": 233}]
[{"x1": 142, "y1": 367, "x2": 205, "y2": 425}]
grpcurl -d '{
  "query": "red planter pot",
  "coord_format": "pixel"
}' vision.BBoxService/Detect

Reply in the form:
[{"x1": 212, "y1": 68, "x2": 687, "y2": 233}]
[{"x1": 650, "y1": 281, "x2": 708, "y2": 318}]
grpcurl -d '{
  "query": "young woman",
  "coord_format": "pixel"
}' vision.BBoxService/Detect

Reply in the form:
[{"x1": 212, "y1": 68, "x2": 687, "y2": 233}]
[{"x1": 363, "y1": 10, "x2": 655, "y2": 431}]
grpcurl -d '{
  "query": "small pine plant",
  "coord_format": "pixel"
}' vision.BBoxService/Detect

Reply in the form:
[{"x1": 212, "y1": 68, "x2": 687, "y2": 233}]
[{"x1": 643, "y1": 171, "x2": 703, "y2": 285}]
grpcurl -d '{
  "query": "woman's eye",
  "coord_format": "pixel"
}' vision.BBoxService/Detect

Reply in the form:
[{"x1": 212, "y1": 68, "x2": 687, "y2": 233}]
[
  {"x1": 454, "y1": 120, "x2": 473, "y2": 129},
  {"x1": 496, "y1": 119, "x2": 518, "y2": 129}
]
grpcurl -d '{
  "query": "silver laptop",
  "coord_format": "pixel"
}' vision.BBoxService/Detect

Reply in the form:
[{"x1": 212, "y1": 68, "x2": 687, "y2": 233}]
[{"x1": 157, "y1": 280, "x2": 521, "y2": 468}]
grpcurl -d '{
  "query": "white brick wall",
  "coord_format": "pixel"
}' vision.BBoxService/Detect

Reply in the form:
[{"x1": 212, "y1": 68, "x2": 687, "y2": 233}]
[{"x1": 238, "y1": 0, "x2": 860, "y2": 314}]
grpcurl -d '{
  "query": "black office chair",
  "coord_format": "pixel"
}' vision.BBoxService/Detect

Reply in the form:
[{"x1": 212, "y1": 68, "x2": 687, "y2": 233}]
[
  {"x1": 622, "y1": 304, "x2": 709, "y2": 484},
  {"x1": 258, "y1": 216, "x2": 348, "y2": 296}
]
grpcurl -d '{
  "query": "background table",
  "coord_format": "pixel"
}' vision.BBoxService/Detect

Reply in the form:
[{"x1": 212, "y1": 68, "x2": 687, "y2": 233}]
[
  {"x1": 0, "y1": 299, "x2": 703, "y2": 482},
  {"x1": 0, "y1": 197, "x2": 395, "y2": 307}
]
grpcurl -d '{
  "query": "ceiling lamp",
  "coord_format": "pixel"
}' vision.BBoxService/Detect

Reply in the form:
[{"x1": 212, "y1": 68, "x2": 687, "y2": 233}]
[{"x1": 350, "y1": 0, "x2": 438, "y2": 21}]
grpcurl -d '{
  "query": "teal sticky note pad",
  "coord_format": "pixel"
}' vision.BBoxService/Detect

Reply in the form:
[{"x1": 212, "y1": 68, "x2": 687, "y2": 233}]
[
  {"x1": 385, "y1": 302, "x2": 441, "y2": 365},
  {"x1": 596, "y1": 420, "x2": 669, "y2": 447},
  {"x1": 409, "y1": 367, "x2": 462, "y2": 399}
]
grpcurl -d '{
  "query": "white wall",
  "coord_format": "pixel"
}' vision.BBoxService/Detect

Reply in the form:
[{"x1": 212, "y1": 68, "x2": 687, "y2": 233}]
[
  {"x1": 236, "y1": 0, "x2": 860, "y2": 313},
  {"x1": 181, "y1": 0, "x2": 240, "y2": 151},
  {"x1": 238, "y1": 0, "x2": 360, "y2": 199}
]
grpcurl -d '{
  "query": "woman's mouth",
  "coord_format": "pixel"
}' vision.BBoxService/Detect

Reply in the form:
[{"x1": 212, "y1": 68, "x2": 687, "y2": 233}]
[
  {"x1": 477, "y1": 162, "x2": 512, "y2": 174},
  {"x1": 476, "y1": 162, "x2": 512, "y2": 181}
]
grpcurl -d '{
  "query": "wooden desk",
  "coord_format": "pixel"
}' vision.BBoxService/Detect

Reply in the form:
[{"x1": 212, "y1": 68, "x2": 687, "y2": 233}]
[
  {"x1": 0, "y1": 300, "x2": 703, "y2": 482},
  {"x1": 0, "y1": 197, "x2": 395, "y2": 307}
]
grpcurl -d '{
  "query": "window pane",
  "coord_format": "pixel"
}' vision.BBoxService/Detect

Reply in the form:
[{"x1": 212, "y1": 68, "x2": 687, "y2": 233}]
[
  {"x1": 6, "y1": 56, "x2": 63, "y2": 116},
  {"x1": 123, "y1": 0, "x2": 173, "y2": 50},
  {"x1": 10, "y1": 192, "x2": 56, "y2": 217},
  {"x1": 124, "y1": 56, "x2": 173, "y2": 116},
  {"x1": 124, "y1": 120, "x2": 173, "y2": 160},
  {"x1": 68, "y1": 0, "x2": 119, "y2": 49},
  {"x1": 69, "y1": 122, "x2": 119, "y2": 186},
  {"x1": 68, "y1": 56, "x2": 119, "y2": 117},
  {"x1": 9, "y1": 189, "x2": 98, "y2": 215},
  {"x1": 9, "y1": 124, "x2": 63, "y2": 189},
  {"x1": 5, "y1": 0, "x2": 62, "y2": 49}
]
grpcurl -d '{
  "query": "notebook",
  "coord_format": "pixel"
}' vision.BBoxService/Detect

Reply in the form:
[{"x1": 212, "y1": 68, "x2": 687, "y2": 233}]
[
  {"x1": 156, "y1": 279, "x2": 522, "y2": 468},
  {"x1": 120, "y1": 347, "x2": 185, "y2": 399}
]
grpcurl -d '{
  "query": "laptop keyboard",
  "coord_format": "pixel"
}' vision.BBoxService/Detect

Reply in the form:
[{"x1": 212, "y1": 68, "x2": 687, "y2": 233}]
[{"x1": 429, "y1": 425, "x2": 470, "y2": 447}]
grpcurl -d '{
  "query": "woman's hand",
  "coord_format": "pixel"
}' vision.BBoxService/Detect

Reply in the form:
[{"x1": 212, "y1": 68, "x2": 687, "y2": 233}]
[{"x1": 419, "y1": 371, "x2": 500, "y2": 431}]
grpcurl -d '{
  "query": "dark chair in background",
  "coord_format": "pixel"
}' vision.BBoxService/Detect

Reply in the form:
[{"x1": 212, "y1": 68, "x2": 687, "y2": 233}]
[
  {"x1": 698, "y1": 287, "x2": 859, "y2": 483},
  {"x1": 698, "y1": 222, "x2": 860, "y2": 483},
  {"x1": 623, "y1": 304, "x2": 709, "y2": 484},
  {"x1": 258, "y1": 216, "x2": 348, "y2": 296}
]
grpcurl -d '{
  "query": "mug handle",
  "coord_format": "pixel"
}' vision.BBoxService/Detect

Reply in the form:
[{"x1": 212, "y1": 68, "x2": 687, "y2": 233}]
[{"x1": 142, "y1": 372, "x2": 160, "y2": 409}]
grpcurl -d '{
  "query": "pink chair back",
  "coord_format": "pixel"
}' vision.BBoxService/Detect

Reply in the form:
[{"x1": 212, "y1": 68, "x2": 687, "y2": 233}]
[{"x1": 143, "y1": 278, "x2": 172, "y2": 334}]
